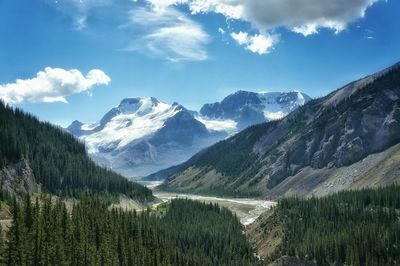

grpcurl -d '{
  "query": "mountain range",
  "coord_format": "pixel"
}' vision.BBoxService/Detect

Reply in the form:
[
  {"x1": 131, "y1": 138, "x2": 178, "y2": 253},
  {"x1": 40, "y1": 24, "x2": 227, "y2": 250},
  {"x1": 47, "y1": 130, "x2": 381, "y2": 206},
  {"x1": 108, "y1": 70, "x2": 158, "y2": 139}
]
[
  {"x1": 160, "y1": 62, "x2": 400, "y2": 198},
  {"x1": 67, "y1": 91, "x2": 310, "y2": 178}
]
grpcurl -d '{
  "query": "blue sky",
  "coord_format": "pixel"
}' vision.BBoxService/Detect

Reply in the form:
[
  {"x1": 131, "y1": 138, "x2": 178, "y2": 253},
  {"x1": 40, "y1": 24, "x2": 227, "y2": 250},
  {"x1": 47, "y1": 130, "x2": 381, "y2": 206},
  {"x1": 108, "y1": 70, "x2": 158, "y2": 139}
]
[{"x1": 0, "y1": 0, "x2": 399, "y2": 126}]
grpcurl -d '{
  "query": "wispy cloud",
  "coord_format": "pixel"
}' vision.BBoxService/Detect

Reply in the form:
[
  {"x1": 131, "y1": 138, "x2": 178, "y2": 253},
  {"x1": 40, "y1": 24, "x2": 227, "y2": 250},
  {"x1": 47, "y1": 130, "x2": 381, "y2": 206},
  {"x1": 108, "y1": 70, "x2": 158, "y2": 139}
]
[
  {"x1": 154, "y1": 0, "x2": 382, "y2": 53},
  {"x1": 0, "y1": 67, "x2": 110, "y2": 104},
  {"x1": 46, "y1": 0, "x2": 113, "y2": 30},
  {"x1": 125, "y1": 7, "x2": 210, "y2": 62},
  {"x1": 364, "y1": 29, "x2": 375, "y2": 40},
  {"x1": 46, "y1": 0, "x2": 382, "y2": 56}
]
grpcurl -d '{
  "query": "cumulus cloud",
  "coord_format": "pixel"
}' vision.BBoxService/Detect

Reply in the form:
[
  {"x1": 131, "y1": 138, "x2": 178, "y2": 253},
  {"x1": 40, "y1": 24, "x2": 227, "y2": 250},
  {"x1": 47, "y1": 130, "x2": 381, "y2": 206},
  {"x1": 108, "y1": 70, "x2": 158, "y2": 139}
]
[
  {"x1": 185, "y1": 0, "x2": 379, "y2": 35},
  {"x1": 48, "y1": 0, "x2": 381, "y2": 56},
  {"x1": 126, "y1": 7, "x2": 210, "y2": 62},
  {"x1": 0, "y1": 67, "x2": 110, "y2": 104},
  {"x1": 230, "y1": 32, "x2": 277, "y2": 55},
  {"x1": 137, "y1": 0, "x2": 380, "y2": 55}
]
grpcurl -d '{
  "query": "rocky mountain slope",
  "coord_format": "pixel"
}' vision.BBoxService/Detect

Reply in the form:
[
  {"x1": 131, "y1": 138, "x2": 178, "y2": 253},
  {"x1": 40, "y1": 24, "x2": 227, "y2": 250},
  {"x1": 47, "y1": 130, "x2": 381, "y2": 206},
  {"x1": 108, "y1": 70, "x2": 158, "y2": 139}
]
[
  {"x1": 0, "y1": 159, "x2": 37, "y2": 198},
  {"x1": 160, "y1": 62, "x2": 400, "y2": 198},
  {"x1": 245, "y1": 208, "x2": 283, "y2": 260},
  {"x1": 68, "y1": 92, "x2": 310, "y2": 179}
]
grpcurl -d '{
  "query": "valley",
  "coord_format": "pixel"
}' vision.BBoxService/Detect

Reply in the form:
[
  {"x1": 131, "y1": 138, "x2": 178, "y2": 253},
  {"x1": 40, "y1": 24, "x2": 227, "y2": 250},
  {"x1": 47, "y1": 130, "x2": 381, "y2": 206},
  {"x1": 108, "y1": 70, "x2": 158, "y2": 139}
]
[
  {"x1": 0, "y1": 62, "x2": 399, "y2": 265},
  {"x1": 1, "y1": 1, "x2": 400, "y2": 264},
  {"x1": 136, "y1": 180, "x2": 277, "y2": 225},
  {"x1": 153, "y1": 191, "x2": 277, "y2": 225}
]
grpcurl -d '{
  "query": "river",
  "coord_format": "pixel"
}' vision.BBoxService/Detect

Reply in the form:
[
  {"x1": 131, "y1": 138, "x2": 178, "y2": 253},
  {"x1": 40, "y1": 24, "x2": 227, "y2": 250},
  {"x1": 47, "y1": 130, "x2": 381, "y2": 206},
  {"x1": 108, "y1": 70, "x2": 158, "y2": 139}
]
[
  {"x1": 137, "y1": 180, "x2": 277, "y2": 225},
  {"x1": 153, "y1": 191, "x2": 276, "y2": 225}
]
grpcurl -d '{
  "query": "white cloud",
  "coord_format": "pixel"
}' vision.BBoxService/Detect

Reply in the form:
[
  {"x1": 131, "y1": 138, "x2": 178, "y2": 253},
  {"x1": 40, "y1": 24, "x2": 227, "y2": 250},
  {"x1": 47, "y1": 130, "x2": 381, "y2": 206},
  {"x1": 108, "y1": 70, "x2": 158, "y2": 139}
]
[
  {"x1": 230, "y1": 31, "x2": 277, "y2": 55},
  {"x1": 0, "y1": 67, "x2": 110, "y2": 104},
  {"x1": 185, "y1": 0, "x2": 379, "y2": 35},
  {"x1": 146, "y1": 0, "x2": 188, "y2": 11},
  {"x1": 188, "y1": 0, "x2": 243, "y2": 19},
  {"x1": 126, "y1": 7, "x2": 210, "y2": 62},
  {"x1": 292, "y1": 24, "x2": 319, "y2": 37},
  {"x1": 230, "y1": 31, "x2": 247, "y2": 45},
  {"x1": 140, "y1": 0, "x2": 380, "y2": 54},
  {"x1": 48, "y1": 0, "x2": 381, "y2": 56}
]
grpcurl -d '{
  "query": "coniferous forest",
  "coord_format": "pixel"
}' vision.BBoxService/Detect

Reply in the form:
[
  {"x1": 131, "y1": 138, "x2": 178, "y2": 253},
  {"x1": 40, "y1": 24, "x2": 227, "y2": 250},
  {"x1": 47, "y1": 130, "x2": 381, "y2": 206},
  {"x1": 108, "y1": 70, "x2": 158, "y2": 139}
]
[
  {"x1": 272, "y1": 185, "x2": 400, "y2": 265},
  {"x1": 0, "y1": 192, "x2": 257, "y2": 266},
  {"x1": 0, "y1": 101, "x2": 258, "y2": 266},
  {"x1": 0, "y1": 102, "x2": 153, "y2": 202},
  {"x1": 1, "y1": 79, "x2": 400, "y2": 266}
]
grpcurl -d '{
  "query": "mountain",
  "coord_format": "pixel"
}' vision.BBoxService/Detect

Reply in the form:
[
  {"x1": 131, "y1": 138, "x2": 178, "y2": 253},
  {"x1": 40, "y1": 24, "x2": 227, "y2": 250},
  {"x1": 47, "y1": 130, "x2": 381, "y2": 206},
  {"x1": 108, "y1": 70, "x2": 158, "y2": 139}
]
[
  {"x1": 160, "y1": 62, "x2": 400, "y2": 198},
  {"x1": 67, "y1": 97, "x2": 230, "y2": 178},
  {"x1": 200, "y1": 91, "x2": 311, "y2": 129},
  {"x1": 0, "y1": 101, "x2": 153, "y2": 201},
  {"x1": 68, "y1": 92, "x2": 310, "y2": 179}
]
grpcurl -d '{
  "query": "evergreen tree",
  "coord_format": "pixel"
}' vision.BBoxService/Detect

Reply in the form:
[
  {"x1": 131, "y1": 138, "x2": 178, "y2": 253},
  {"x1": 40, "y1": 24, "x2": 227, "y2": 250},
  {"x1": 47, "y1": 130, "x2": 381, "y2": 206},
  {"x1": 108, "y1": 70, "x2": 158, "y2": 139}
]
[
  {"x1": 2, "y1": 196, "x2": 258, "y2": 266},
  {"x1": 273, "y1": 185, "x2": 400, "y2": 265},
  {"x1": 0, "y1": 101, "x2": 154, "y2": 202}
]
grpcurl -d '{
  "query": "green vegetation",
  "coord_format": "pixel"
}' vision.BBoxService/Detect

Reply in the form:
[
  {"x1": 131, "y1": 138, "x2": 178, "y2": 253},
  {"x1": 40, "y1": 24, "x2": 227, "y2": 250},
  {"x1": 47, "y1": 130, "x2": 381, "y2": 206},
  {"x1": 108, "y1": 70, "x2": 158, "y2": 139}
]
[
  {"x1": 194, "y1": 122, "x2": 274, "y2": 178},
  {"x1": 0, "y1": 194, "x2": 257, "y2": 266},
  {"x1": 271, "y1": 185, "x2": 400, "y2": 265},
  {"x1": 0, "y1": 102, "x2": 153, "y2": 202},
  {"x1": 164, "y1": 65, "x2": 400, "y2": 197}
]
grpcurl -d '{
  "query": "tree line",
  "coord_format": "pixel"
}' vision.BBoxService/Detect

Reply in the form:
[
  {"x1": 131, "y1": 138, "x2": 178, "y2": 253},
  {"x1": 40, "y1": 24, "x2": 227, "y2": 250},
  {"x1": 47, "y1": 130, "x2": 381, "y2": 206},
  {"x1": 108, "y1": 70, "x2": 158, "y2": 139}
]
[
  {"x1": 273, "y1": 185, "x2": 400, "y2": 265},
  {"x1": 0, "y1": 102, "x2": 153, "y2": 202},
  {"x1": 0, "y1": 193, "x2": 257, "y2": 266}
]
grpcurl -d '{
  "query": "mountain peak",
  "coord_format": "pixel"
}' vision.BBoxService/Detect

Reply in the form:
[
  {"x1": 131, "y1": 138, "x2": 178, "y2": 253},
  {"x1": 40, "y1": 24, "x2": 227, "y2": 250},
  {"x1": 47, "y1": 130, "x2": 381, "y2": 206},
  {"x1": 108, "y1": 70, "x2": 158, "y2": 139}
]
[
  {"x1": 171, "y1": 102, "x2": 187, "y2": 112},
  {"x1": 66, "y1": 120, "x2": 85, "y2": 136},
  {"x1": 67, "y1": 91, "x2": 309, "y2": 177},
  {"x1": 233, "y1": 90, "x2": 258, "y2": 96},
  {"x1": 69, "y1": 120, "x2": 83, "y2": 127},
  {"x1": 118, "y1": 97, "x2": 160, "y2": 106},
  {"x1": 162, "y1": 62, "x2": 400, "y2": 198},
  {"x1": 117, "y1": 97, "x2": 161, "y2": 115},
  {"x1": 200, "y1": 90, "x2": 311, "y2": 128}
]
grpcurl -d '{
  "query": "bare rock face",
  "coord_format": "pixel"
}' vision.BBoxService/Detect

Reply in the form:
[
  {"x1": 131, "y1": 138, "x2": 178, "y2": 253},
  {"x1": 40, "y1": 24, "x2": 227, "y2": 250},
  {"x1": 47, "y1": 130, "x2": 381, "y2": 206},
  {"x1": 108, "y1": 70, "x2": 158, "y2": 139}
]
[
  {"x1": 0, "y1": 159, "x2": 37, "y2": 197},
  {"x1": 254, "y1": 64, "x2": 400, "y2": 190},
  {"x1": 162, "y1": 62, "x2": 400, "y2": 198}
]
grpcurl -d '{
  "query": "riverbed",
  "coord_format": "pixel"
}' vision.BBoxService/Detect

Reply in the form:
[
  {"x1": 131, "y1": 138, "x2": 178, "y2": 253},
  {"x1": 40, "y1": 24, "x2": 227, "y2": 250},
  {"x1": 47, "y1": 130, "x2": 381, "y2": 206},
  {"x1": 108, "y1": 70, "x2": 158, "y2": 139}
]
[{"x1": 153, "y1": 191, "x2": 276, "y2": 225}]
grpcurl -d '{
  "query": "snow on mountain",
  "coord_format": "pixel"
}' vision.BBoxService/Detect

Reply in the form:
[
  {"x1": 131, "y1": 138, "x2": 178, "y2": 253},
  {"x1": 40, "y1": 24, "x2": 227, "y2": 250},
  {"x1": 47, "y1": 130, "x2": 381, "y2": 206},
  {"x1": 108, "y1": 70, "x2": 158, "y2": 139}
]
[
  {"x1": 67, "y1": 97, "x2": 231, "y2": 178},
  {"x1": 82, "y1": 98, "x2": 179, "y2": 154},
  {"x1": 200, "y1": 91, "x2": 311, "y2": 129},
  {"x1": 194, "y1": 116, "x2": 238, "y2": 134},
  {"x1": 67, "y1": 91, "x2": 310, "y2": 179}
]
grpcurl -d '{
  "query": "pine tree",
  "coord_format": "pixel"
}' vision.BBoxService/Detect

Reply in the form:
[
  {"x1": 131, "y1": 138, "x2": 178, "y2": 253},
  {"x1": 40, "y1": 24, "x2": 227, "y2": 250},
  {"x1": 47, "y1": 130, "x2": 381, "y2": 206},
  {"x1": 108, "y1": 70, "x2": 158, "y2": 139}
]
[{"x1": 6, "y1": 198, "x2": 26, "y2": 266}]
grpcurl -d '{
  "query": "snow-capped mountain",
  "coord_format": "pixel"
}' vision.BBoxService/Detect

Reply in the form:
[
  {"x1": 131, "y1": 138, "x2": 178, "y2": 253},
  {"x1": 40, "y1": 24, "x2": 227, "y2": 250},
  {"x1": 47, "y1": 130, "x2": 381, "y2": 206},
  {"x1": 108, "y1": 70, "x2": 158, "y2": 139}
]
[
  {"x1": 200, "y1": 91, "x2": 311, "y2": 129},
  {"x1": 67, "y1": 97, "x2": 231, "y2": 178},
  {"x1": 67, "y1": 91, "x2": 310, "y2": 179}
]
